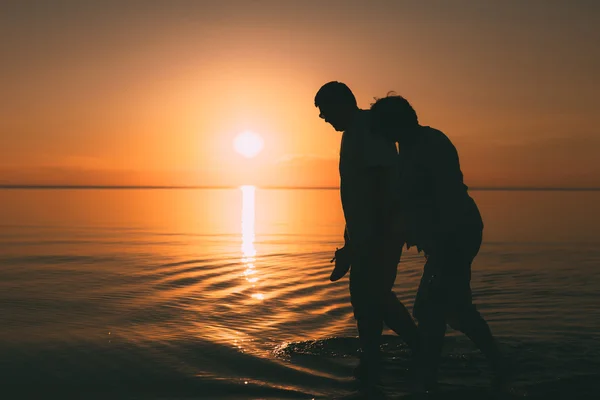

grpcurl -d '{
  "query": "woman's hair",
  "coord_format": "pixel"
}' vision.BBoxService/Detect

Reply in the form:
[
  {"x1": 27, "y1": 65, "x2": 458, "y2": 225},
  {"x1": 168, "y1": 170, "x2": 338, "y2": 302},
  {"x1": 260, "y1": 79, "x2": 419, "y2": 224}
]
[{"x1": 370, "y1": 92, "x2": 419, "y2": 128}]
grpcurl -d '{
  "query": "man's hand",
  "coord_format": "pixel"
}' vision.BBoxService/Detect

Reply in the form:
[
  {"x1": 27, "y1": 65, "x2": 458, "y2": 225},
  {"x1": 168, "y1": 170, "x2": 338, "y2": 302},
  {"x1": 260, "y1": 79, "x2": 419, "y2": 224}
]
[{"x1": 329, "y1": 246, "x2": 352, "y2": 282}]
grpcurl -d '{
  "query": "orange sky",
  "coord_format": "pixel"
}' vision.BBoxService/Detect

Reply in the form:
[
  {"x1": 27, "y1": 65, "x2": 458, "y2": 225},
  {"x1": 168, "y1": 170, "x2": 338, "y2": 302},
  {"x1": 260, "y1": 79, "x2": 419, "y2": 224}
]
[{"x1": 1, "y1": 0, "x2": 599, "y2": 188}]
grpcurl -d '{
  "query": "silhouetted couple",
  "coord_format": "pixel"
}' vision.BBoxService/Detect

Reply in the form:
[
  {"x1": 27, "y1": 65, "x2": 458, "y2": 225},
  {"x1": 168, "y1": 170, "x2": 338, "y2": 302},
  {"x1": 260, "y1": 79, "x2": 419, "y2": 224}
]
[{"x1": 315, "y1": 82, "x2": 510, "y2": 397}]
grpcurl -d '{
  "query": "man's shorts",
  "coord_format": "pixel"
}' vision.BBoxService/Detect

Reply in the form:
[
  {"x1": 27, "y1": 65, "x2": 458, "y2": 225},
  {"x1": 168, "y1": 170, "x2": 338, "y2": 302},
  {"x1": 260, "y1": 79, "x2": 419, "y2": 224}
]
[
  {"x1": 349, "y1": 239, "x2": 403, "y2": 320},
  {"x1": 412, "y1": 230, "x2": 482, "y2": 320}
]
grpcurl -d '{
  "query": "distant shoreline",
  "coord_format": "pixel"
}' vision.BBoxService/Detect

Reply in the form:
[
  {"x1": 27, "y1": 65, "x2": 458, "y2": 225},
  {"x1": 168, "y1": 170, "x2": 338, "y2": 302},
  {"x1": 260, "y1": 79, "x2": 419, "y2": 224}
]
[{"x1": 0, "y1": 185, "x2": 599, "y2": 191}]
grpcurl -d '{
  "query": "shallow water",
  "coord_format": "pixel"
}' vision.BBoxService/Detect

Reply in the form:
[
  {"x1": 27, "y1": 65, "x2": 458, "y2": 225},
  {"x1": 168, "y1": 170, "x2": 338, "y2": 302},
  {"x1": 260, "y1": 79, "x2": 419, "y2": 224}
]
[{"x1": 1, "y1": 188, "x2": 600, "y2": 399}]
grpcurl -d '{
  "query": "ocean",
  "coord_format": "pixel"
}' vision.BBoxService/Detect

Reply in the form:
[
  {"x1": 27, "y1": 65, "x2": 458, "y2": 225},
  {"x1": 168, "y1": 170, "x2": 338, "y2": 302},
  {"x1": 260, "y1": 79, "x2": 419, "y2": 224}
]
[{"x1": 1, "y1": 188, "x2": 599, "y2": 399}]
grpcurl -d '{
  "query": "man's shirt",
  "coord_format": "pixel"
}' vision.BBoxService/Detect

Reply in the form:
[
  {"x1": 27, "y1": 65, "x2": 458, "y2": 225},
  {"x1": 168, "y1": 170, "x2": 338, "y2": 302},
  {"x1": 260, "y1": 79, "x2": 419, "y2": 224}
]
[
  {"x1": 339, "y1": 110, "x2": 398, "y2": 246},
  {"x1": 395, "y1": 126, "x2": 483, "y2": 249}
]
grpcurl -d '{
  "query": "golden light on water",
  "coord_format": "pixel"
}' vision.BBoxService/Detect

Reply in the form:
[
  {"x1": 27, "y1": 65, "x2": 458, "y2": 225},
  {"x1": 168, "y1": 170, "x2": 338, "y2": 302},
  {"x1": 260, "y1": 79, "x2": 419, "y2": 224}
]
[
  {"x1": 241, "y1": 185, "x2": 264, "y2": 301},
  {"x1": 241, "y1": 185, "x2": 256, "y2": 260}
]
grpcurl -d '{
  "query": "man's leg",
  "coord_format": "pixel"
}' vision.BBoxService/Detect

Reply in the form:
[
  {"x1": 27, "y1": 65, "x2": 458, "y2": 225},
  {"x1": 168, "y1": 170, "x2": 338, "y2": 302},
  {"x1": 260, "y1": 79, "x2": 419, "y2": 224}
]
[
  {"x1": 354, "y1": 292, "x2": 418, "y2": 382},
  {"x1": 381, "y1": 243, "x2": 419, "y2": 351},
  {"x1": 352, "y1": 243, "x2": 418, "y2": 386},
  {"x1": 383, "y1": 291, "x2": 418, "y2": 352},
  {"x1": 412, "y1": 256, "x2": 448, "y2": 391},
  {"x1": 446, "y1": 233, "x2": 509, "y2": 385},
  {"x1": 445, "y1": 231, "x2": 511, "y2": 387},
  {"x1": 449, "y1": 306, "x2": 506, "y2": 380},
  {"x1": 349, "y1": 248, "x2": 387, "y2": 387}
]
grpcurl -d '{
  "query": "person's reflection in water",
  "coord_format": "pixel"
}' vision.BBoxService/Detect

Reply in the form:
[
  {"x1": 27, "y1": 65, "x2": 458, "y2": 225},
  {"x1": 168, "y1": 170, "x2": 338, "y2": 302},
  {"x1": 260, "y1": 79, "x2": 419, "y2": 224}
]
[
  {"x1": 240, "y1": 185, "x2": 263, "y2": 300},
  {"x1": 314, "y1": 82, "x2": 418, "y2": 396}
]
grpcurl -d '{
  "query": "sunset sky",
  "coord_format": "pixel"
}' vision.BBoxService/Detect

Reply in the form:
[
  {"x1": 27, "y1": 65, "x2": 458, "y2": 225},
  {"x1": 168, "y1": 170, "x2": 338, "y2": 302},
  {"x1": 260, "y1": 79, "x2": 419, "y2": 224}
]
[{"x1": 1, "y1": 0, "x2": 599, "y2": 188}]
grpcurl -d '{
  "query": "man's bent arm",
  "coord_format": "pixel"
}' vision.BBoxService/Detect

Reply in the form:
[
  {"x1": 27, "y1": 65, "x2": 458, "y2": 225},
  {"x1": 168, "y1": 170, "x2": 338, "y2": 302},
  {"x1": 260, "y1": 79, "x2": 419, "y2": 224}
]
[
  {"x1": 344, "y1": 225, "x2": 351, "y2": 247},
  {"x1": 428, "y1": 140, "x2": 468, "y2": 237}
]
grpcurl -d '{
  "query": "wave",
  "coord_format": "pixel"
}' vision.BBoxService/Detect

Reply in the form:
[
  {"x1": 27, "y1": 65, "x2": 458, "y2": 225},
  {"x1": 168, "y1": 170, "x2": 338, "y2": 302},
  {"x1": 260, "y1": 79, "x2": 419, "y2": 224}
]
[{"x1": 2, "y1": 335, "x2": 600, "y2": 399}]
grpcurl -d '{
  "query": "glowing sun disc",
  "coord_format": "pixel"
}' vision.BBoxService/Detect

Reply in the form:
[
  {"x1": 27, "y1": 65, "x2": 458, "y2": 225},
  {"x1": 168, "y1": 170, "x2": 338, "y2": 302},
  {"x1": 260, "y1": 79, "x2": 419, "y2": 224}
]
[{"x1": 234, "y1": 131, "x2": 264, "y2": 158}]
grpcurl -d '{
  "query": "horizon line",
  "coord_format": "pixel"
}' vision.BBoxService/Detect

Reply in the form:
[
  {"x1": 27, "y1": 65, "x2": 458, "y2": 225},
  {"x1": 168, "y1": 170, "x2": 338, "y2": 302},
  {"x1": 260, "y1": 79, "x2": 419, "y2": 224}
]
[{"x1": 1, "y1": 184, "x2": 599, "y2": 191}]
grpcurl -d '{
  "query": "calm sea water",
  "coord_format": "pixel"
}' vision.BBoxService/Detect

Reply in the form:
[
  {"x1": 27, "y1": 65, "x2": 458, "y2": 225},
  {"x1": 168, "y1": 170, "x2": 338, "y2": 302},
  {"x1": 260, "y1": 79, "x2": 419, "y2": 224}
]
[{"x1": 1, "y1": 188, "x2": 600, "y2": 399}]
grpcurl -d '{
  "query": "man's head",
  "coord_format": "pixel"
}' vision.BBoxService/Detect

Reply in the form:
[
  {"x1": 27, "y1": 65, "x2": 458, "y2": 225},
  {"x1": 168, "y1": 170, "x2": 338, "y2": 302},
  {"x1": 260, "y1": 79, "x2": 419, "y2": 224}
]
[
  {"x1": 314, "y1": 81, "x2": 358, "y2": 132},
  {"x1": 370, "y1": 94, "x2": 419, "y2": 143}
]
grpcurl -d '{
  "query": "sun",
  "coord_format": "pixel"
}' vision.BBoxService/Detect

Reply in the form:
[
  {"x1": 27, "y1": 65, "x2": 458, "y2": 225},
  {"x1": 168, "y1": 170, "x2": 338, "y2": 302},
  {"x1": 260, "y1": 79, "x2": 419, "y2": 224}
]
[{"x1": 233, "y1": 131, "x2": 264, "y2": 158}]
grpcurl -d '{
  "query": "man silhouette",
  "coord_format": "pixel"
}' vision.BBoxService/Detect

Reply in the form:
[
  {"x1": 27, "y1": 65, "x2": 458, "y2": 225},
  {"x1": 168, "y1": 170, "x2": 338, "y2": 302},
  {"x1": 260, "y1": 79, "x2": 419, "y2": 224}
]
[
  {"x1": 369, "y1": 94, "x2": 511, "y2": 392},
  {"x1": 314, "y1": 82, "x2": 417, "y2": 392}
]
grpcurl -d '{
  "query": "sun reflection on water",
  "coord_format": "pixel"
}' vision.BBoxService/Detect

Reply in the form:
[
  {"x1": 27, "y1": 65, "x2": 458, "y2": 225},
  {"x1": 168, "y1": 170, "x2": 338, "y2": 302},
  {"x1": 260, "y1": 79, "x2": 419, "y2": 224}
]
[{"x1": 241, "y1": 185, "x2": 263, "y2": 301}]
